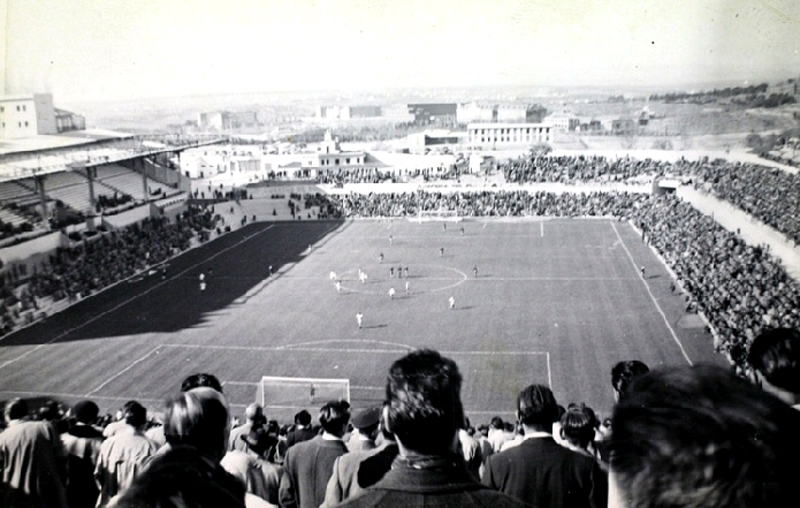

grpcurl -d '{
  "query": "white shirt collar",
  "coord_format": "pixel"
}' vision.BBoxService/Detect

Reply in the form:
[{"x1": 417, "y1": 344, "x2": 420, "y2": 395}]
[{"x1": 523, "y1": 431, "x2": 552, "y2": 440}]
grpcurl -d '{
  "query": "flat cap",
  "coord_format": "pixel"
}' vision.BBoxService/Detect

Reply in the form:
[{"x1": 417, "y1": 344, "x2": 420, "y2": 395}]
[{"x1": 352, "y1": 406, "x2": 381, "y2": 429}]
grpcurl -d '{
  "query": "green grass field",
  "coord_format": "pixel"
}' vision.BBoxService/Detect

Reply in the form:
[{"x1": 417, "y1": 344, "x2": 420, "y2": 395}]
[{"x1": 0, "y1": 218, "x2": 726, "y2": 424}]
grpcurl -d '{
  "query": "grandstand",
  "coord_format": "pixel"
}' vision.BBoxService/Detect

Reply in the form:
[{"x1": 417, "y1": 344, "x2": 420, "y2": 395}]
[{"x1": 0, "y1": 148, "x2": 797, "y2": 426}]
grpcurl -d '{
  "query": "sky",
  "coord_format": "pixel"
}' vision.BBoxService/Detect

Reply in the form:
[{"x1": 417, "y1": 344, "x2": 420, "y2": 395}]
[{"x1": 2, "y1": 0, "x2": 800, "y2": 103}]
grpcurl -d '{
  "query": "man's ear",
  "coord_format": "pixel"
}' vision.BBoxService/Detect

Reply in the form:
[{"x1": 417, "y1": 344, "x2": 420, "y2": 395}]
[{"x1": 381, "y1": 405, "x2": 392, "y2": 434}]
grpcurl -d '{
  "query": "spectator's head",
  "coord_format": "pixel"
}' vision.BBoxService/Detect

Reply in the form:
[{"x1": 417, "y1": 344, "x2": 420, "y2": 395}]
[
  {"x1": 180, "y1": 373, "x2": 223, "y2": 393},
  {"x1": 4, "y1": 398, "x2": 28, "y2": 423},
  {"x1": 319, "y1": 400, "x2": 350, "y2": 437},
  {"x1": 241, "y1": 427, "x2": 272, "y2": 458},
  {"x1": 490, "y1": 416, "x2": 504, "y2": 430},
  {"x1": 517, "y1": 384, "x2": 559, "y2": 432},
  {"x1": 611, "y1": 360, "x2": 650, "y2": 401},
  {"x1": 164, "y1": 387, "x2": 230, "y2": 461},
  {"x1": 37, "y1": 400, "x2": 63, "y2": 422},
  {"x1": 72, "y1": 400, "x2": 99, "y2": 425},
  {"x1": 747, "y1": 327, "x2": 800, "y2": 405},
  {"x1": 124, "y1": 401, "x2": 148, "y2": 430},
  {"x1": 112, "y1": 445, "x2": 245, "y2": 508},
  {"x1": 560, "y1": 404, "x2": 596, "y2": 449},
  {"x1": 609, "y1": 365, "x2": 800, "y2": 508},
  {"x1": 385, "y1": 349, "x2": 464, "y2": 455},
  {"x1": 351, "y1": 406, "x2": 381, "y2": 439},
  {"x1": 243, "y1": 403, "x2": 263, "y2": 424},
  {"x1": 294, "y1": 409, "x2": 311, "y2": 427}
]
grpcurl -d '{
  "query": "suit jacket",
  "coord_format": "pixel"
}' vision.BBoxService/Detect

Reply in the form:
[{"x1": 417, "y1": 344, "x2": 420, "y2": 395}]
[
  {"x1": 482, "y1": 436, "x2": 607, "y2": 508},
  {"x1": 279, "y1": 436, "x2": 347, "y2": 508},
  {"x1": 0, "y1": 420, "x2": 68, "y2": 508},
  {"x1": 346, "y1": 437, "x2": 377, "y2": 453},
  {"x1": 321, "y1": 442, "x2": 398, "y2": 508},
  {"x1": 62, "y1": 424, "x2": 104, "y2": 508},
  {"x1": 335, "y1": 454, "x2": 527, "y2": 508},
  {"x1": 285, "y1": 427, "x2": 317, "y2": 449},
  {"x1": 229, "y1": 422, "x2": 256, "y2": 452}
]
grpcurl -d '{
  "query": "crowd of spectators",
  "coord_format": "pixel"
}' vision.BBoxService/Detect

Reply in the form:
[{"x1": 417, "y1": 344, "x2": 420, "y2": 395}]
[
  {"x1": 501, "y1": 153, "x2": 684, "y2": 184},
  {"x1": 4, "y1": 337, "x2": 800, "y2": 508},
  {"x1": 496, "y1": 153, "x2": 800, "y2": 244},
  {"x1": 0, "y1": 205, "x2": 218, "y2": 336},
  {"x1": 630, "y1": 195, "x2": 800, "y2": 372},
  {"x1": 684, "y1": 158, "x2": 800, "y2": 245},
  {"x1": 316, "y1": 166, "x2": 458, "y2": 186},
  {"x1": 330, "y1": 190, "x2": 649, "y2": 219},
  {"x1": 316, "y1": 168, "x2": 392, "y2": 185}
]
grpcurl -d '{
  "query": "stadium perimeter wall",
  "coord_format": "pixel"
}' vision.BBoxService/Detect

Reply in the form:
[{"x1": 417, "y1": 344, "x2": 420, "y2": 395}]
[{"x1": 0, "y1": 231, "x2": 62, "y2": 264}]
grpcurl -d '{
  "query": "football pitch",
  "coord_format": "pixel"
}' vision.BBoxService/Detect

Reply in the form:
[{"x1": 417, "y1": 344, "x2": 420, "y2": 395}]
[{"x1": 0, "y1": 218, "x2": 726, "y2": 423}]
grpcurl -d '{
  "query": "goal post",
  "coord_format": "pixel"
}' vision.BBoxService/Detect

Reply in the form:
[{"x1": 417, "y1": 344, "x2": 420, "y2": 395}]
[
  {"x1": 411, "y1": 209, "x2": 463, "y2": 223},
  {"x1": 255, "y1": 376, "x2": 350, "y2": 409}
]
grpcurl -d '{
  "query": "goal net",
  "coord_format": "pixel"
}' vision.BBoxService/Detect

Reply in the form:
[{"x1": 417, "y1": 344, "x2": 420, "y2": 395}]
[
  {"x1": 255, "y1": 376, "x2": 350, "y2": 409},
  {"x1": 411, "y1": 209, "x2": 462, "y2": 223}
]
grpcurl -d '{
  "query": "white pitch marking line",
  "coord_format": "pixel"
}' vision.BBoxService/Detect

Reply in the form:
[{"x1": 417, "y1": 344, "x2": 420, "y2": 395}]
[
  {"x1": 161, "y1": 344, "x2": 412, "y2": 354},
  {"x1": 278, "y1": 339, "x2": 416, "y2": 351},
  {"x1": 161, "y1": 343, "x2": 549, "y2": 357},
  {"x1": 546, "y1": 352, "x2": 553, "y2": 389},
  {"x1": 541, "y1": 222, "x2": 544, "y2": 237},
  {"x1": 0, "y1": 224, "x2": 279, "y2": 370},
  {"x1": 85, "y1": 346, "x2": 162, "y2": 397},
  {"x1": 0, "y1": 390, "x2": 165, "y2": 404},
  {"x1": 610, "y1": 222, "x2": 693, "y2": 365}
]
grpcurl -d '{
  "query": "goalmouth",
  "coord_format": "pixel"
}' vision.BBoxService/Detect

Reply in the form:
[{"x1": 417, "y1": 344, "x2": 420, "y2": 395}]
[
  {"x1": 410, "y1": 209, "x2": 463, "y2": 223},
  {"x1": 255, "y1": 376, "x2": 350, "y2": 409}
]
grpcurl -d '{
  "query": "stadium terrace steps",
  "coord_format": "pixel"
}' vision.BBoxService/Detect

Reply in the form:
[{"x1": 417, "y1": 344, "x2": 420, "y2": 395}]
[
  {"x1": 0, "y1": 180, "x2": 38, "y2": 203},
  {"x1": 0, "y1": 207, "x2": 31, "y2": 227},
  {"x1": 45, "y1": 183, "x2": 94, "y2": 214},
  {"x1": 99, "y1": 172, "x2": 172, "y2": 201},
  {"x1": 94, "y1": 164, "x2": 132, "y2": 180}
]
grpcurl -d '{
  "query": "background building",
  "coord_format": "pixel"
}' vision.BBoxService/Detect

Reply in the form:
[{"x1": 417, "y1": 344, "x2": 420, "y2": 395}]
[
  {"x1": 407, "y1": 103, "x2": 457, "y2": 125},
  {"x1": 468, "y1": 123, "x2": 552, "y2": 149},
  {"x1": 198, "y1": 111, "x2": 259, "y2": 131},
  {"x1": 317, "y1": 105, "x2": 382, "y2": 120},
  {"x1": 0, "y1": 93, "x2": 83, "y2": 140},
  {"x1": 457, "y1": 103, "x2": 496, "y2": 124}
]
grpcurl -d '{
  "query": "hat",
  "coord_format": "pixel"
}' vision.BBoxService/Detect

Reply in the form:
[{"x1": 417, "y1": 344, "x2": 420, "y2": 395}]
[
  {"x1": 73, "y1": 400, "x2": 99, "y2": 424},
  {"x1": 351, "y1": 406, "x2": 381, "y2": 430}
]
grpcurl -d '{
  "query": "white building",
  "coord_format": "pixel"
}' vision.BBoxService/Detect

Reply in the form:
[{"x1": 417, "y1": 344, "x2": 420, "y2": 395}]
[
  {"x1": 1, "y1": 93, "x2": 84, "y2": 141},
  {"x1": 467, "y1": 123, "x2": 552, "y2": 149},
  {"x1": 457, "y1": 103, "x2": 495, "y2": 124}
]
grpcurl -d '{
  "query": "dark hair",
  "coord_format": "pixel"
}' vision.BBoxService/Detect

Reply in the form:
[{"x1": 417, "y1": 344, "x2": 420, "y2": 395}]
[
  {"x1": 517, "y1": 384, "x2": 559, "y2": 428},
  {"x1": 5, "y1": 398, "x2": 29, "y2": 421},
  {"x1": 124, "y1": 401, "x2": 148, "y2": 428},
  {"x1": 37, "y1": 400, "x2": 62, "y2": 421},
  {"x1": 560, "y1": 405, "x2": 596, "y2": 448},
  {"x1": 181, "y1": 373, "x2": 223, "y2": 393},
  {"x1": 164, "y1": 388, "x2": 229, "y2": 461},
  {"x1": 294, "y1": 410, "x2": 311, "y2": 426},
  {"x1": 72, "y1": 400, "x2": 100, "y2": 424},
  {"x1": 490, "y1": 416, "x2": 504, "y2": 429},
  {"x1": 385, "y1": 349, "x2": 464, "y2": 454},
  {"x1": 319, "y1": 400, "x2": 350, "y2": 435},
  {"x1": 610, "y1": 365, "x2": 800, "y2": 508},
  {"x1": 747, "y1": 328, "x2": 800, "y2": 393},
  {"x1": 611, "y1": 360, "x2": 650, "y2": 396},
  {"x1": 113, "y1": 446, "x2": 245, "y2": 508}
]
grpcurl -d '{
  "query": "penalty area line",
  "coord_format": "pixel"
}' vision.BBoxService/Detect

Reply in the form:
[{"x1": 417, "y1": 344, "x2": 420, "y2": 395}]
[{"x1": 85, "y1": 346, "x2": 162, "y2": 397}]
